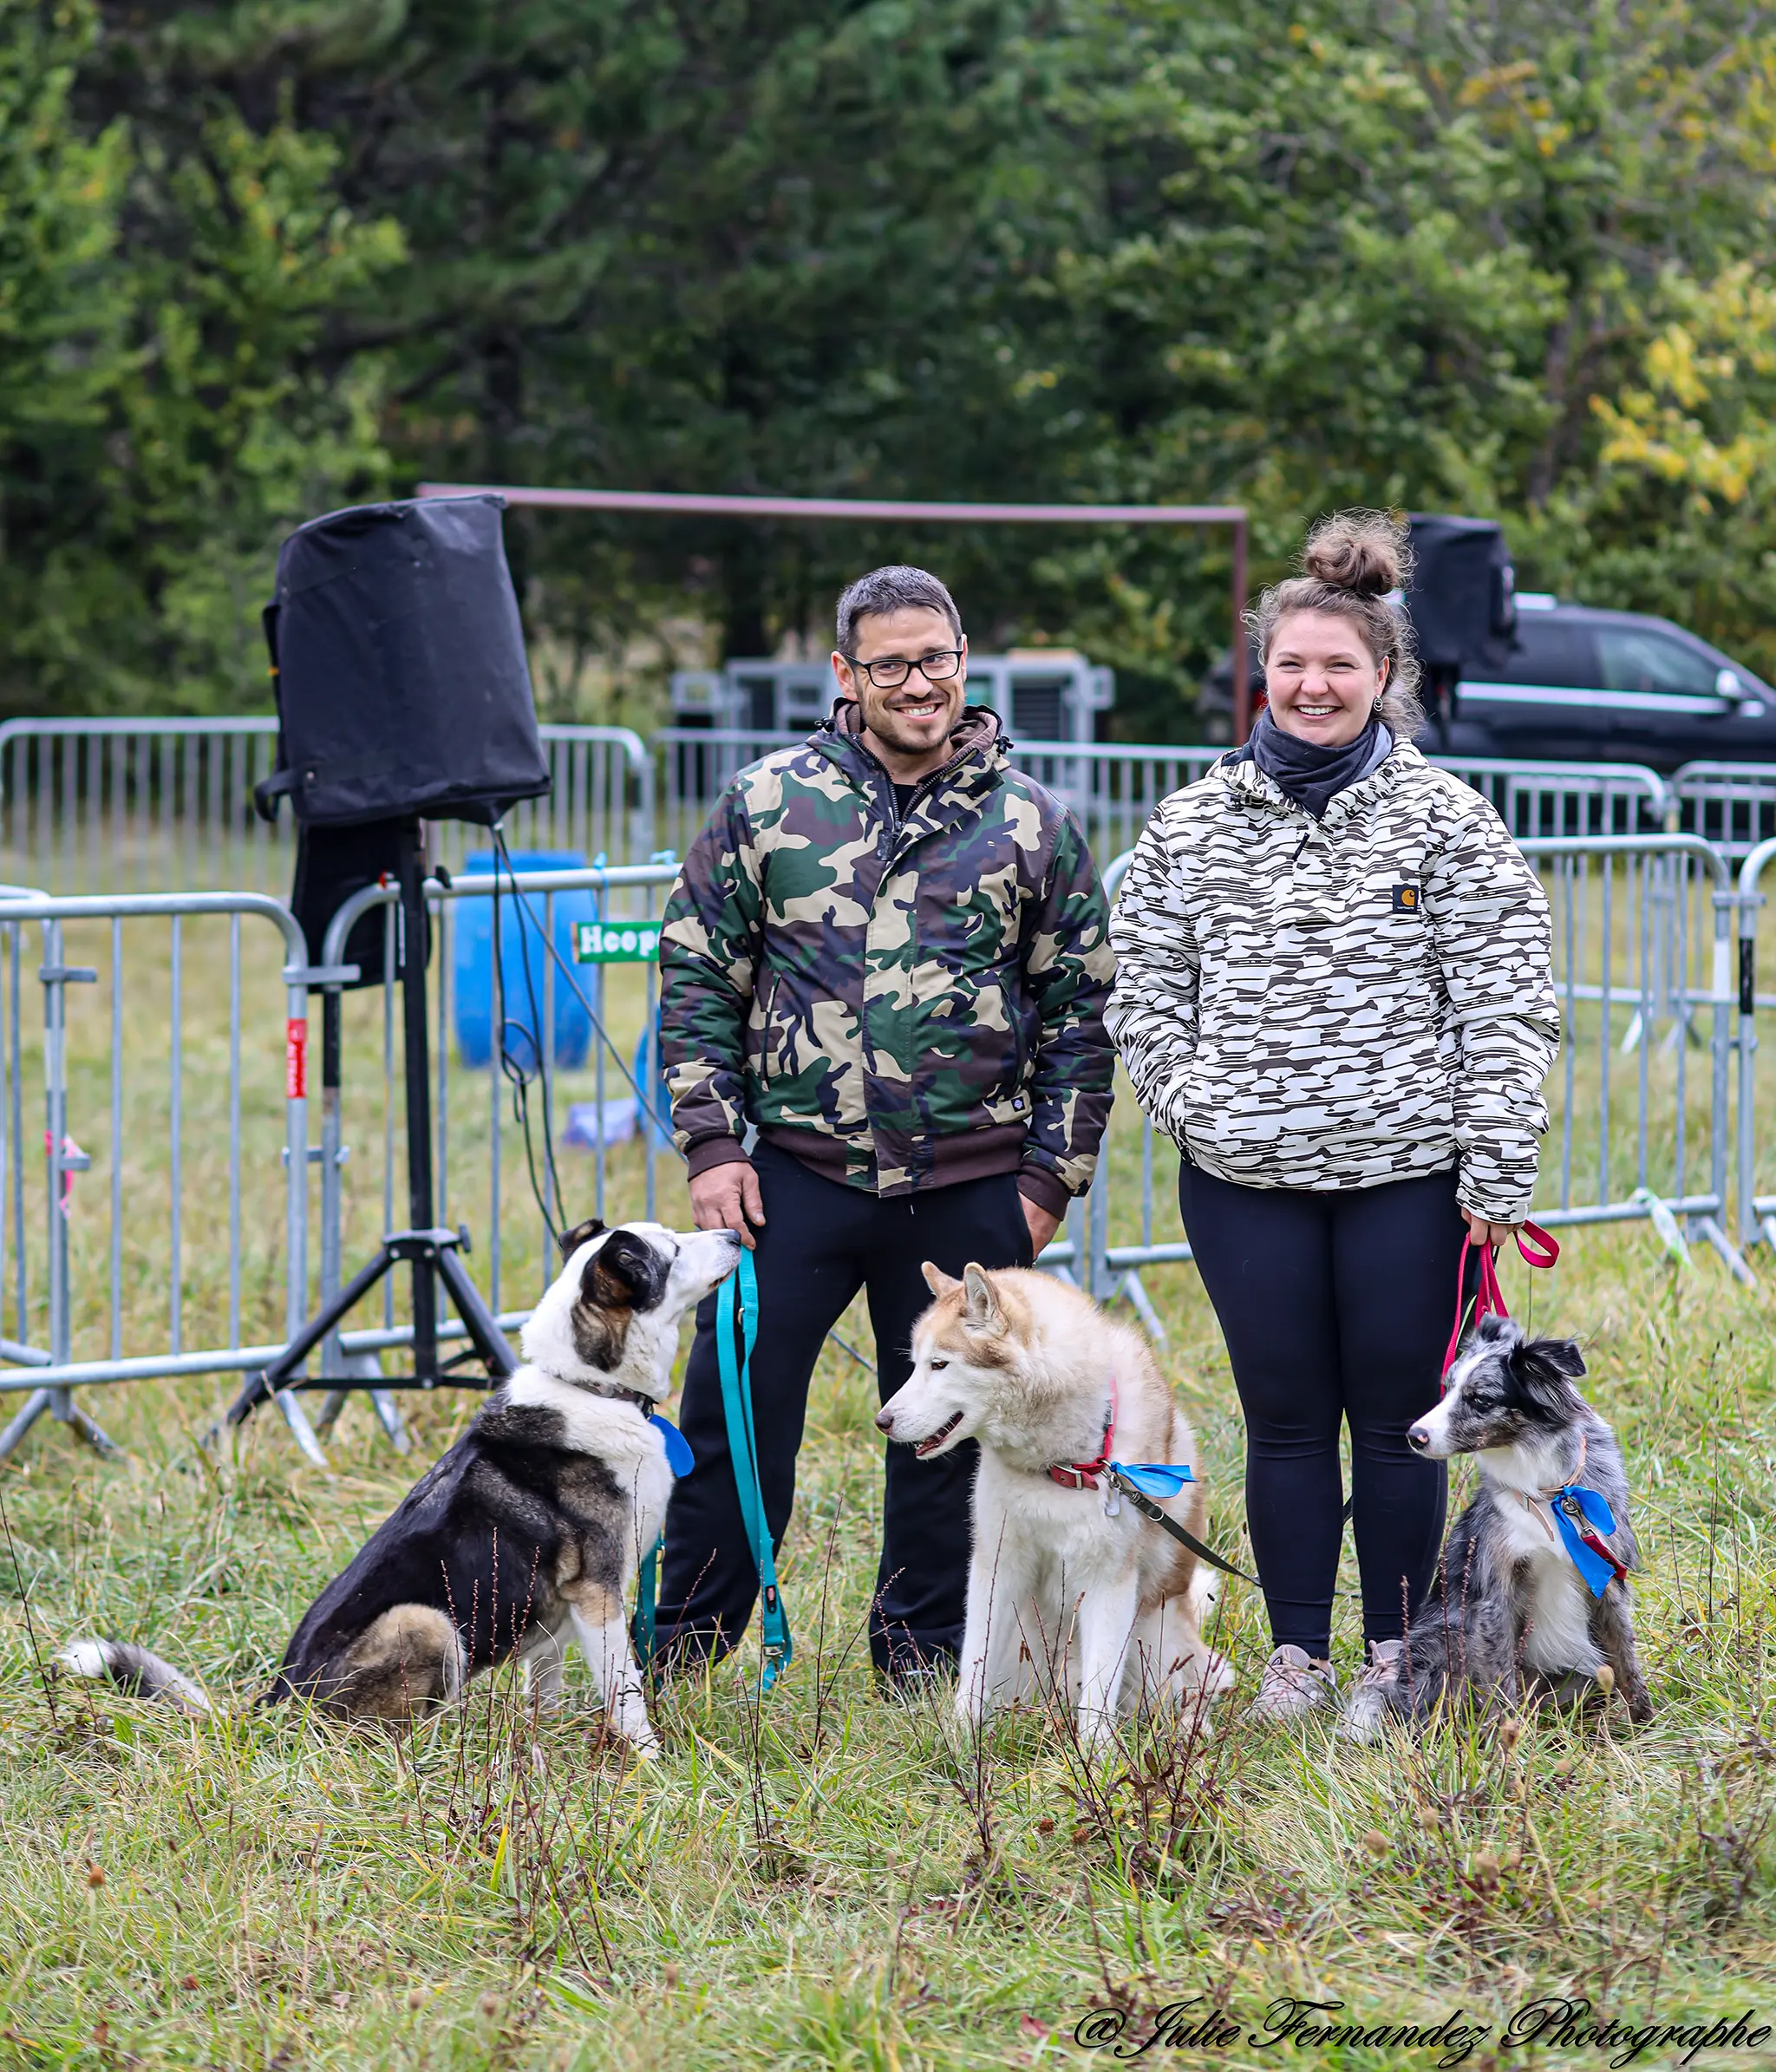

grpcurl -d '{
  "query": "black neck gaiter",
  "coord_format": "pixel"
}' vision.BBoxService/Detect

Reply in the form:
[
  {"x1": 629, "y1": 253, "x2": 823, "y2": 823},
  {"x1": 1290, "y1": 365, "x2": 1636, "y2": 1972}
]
[{"x1": 1248, "y1": 705, "x2": 1389, "y2": 820}]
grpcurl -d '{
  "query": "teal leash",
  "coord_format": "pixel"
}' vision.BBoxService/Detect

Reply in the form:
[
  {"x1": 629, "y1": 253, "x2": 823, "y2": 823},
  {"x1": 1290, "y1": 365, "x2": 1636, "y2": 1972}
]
[
  {"x1": 633, "y1": 1408, "x2": 695, "y2": 1680},
  {"x1": 635, "y1": 1532, "x2": 662, "y2": 1676},
  {"x1": 716, "y1": 1249, "x2": 792, "y2": 1690},
  {"x1": 630, "y1": 1250, "x2": 789, "y2": 1689}
]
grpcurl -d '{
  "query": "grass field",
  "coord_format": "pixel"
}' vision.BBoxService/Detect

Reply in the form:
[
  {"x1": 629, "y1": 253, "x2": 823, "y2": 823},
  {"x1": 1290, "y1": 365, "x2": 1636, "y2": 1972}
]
[
  {"x1": 0, "y1": 853, "x2": 1772, "y2": 2067},
  {"x1": 2, "y1": 1198, "x2": 1773, "y2": 2069}
]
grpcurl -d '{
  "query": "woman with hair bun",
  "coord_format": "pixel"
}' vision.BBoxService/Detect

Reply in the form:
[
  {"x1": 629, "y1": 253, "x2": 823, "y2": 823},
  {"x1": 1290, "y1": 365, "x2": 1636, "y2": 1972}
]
[{"x1": 1107, "y1": 510, "x2": 1559, "y2": 1724}]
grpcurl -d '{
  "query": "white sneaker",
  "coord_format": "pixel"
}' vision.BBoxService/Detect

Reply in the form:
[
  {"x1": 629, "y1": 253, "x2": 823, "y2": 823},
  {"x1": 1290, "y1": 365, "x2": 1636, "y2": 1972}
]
[
  {"x1": 1250, "y1": 1644, "x2": 1338, "y2": 1722},
  {"x1": 1339, "y1": 1637, "x2": 1405, "y2": 1742}
]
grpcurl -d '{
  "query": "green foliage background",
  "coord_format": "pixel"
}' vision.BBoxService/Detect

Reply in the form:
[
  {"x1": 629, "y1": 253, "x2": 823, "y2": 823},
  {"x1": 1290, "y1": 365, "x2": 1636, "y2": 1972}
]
[{"x1": 6, "y1": 0, "x2": 1776, "y2": 735}]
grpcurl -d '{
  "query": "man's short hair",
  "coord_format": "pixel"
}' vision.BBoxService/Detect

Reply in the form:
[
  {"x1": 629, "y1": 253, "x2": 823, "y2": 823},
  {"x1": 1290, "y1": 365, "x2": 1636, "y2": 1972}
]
[{"x1": 835, "y1": 565, "x2": 963, "y2": 654}]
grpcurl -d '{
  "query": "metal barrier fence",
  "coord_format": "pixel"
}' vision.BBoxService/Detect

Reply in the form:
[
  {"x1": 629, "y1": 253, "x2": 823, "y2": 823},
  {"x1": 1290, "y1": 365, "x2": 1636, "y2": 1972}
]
[
  {"x1": 1445, "y1": 759, "x2": 1670, "y2": 840},
  {"x1": 656, "y1": 729, "x2": 1229, "y2": 866},
  {"x1": 310, "y1": 862, "x2": 680, "y2": 1360},
  {"x1": 0, "y1": 886, "x2": 321, "y2": 1461},
  {"x1": 4, "y1": 821, "x2": 1776, "y2": 1454},
  {"x1": 1737, "y1": 834, "x2": 1776, "y2": 1250},
  {"x1": 0, "y1": 719, "x2": 655, "y2": 892},
  {"x1": 1672, "y1": 761, "x2": 1776, "y2": 861},
  {"x1": 0, "y1": 863, "x2": 694, "y2": 1462},
  {"x1": 0, "y1": 711, "x2": 1720, "y2": 889},
  {"x1": 656, "y1": 727, "x2": 1677, "y2": 860}
]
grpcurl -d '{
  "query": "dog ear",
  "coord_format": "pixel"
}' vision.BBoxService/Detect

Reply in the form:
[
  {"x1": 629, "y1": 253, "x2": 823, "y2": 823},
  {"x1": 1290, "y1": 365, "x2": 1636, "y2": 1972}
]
[
  {"x1": 1525, "y1": 1335, "x2": 1586, "y2": 1380},
  {"x1": 961, "y1": 1263, "x2": 1003, "y2": 1333},
  {"x1": 1510, "y1": 1334, "x2": 1585, "y2": 1404},
  {"x1": 923, "y1": 1262, "x2": 962, "y2": 1297},
  {"x1": 580, "y1": 1228, "x2": 649, "y2": 1311},
  {"x1": 558, "y1": 1217, "x2": 605, "y2": 1260}
]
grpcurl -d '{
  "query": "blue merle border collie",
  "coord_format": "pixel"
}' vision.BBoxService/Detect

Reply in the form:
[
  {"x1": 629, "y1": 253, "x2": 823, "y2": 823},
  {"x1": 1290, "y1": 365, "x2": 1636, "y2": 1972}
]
[
  {"x1": 59, "y1": 1219, "x2": 740, "y2": 1757},
  {"x1": 1342, "y1": 1314, "x2": 1653, "y2": 1740}
]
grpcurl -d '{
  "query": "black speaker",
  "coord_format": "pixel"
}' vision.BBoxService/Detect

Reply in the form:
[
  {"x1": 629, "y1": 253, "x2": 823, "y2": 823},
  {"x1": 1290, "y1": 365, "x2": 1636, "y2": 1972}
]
[
  {"x1": 1406, "y1": 513, "x2": 1516, "y2": 680},
  {"x1": 255, "y1": 493, "x2": 550, "y2": 829},
  {"x1": 290, "y1": 820, "x2": 429, "y2": 990}
]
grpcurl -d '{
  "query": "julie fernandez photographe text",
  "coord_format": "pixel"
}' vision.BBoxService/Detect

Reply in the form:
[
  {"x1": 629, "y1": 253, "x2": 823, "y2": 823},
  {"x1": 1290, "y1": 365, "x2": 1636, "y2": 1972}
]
[{"x1": 1070, "y1": 1994, "x2": 1772, "y2": 2066}]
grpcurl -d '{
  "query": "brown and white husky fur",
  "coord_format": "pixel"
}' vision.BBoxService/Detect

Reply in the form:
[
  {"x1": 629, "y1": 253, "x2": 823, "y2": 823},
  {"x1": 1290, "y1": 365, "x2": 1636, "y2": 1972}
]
[{"x1": 877, "y1": 1262, "x2": 1232, "y2": 1750}]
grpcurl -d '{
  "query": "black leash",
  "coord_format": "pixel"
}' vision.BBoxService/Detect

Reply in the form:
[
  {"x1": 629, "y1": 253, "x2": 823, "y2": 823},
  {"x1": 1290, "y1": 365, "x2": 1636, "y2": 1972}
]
[{"x1": 1103, "y1": 1466, "x2": 1259, "y2": 1585}]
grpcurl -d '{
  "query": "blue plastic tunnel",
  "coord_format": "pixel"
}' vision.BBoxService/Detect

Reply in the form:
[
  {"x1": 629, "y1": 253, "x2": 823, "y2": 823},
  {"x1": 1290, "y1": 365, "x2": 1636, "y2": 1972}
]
[{"x1": 453, "y1": 852, "x2": 597, "y2": 1069}]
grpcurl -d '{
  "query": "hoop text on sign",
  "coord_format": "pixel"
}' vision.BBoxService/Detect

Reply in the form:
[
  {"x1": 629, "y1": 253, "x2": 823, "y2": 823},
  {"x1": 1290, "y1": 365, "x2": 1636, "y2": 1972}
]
[{"x1": 573, "y1": 921, "x2": 661, "y2": 964}]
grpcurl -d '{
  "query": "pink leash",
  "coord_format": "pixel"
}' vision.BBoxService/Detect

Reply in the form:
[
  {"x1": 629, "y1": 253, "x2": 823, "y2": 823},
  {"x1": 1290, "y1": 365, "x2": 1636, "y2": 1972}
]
[{"x1": 1440, "y1": 1220, "x2": 1559, "y2": 1382}]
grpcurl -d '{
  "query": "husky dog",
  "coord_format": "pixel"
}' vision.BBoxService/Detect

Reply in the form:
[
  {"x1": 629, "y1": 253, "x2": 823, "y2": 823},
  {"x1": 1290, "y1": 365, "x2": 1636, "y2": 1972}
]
[
  {"x1": 876, "y1": 1262, "x2": 1231, "y2": 1750},
  {"x1": 61, "y1": 1219, "x2": 740, "y2": 1755},
  {"x1": 1341, "y1": 1314, "x2": 1653, "y2": 1741}
]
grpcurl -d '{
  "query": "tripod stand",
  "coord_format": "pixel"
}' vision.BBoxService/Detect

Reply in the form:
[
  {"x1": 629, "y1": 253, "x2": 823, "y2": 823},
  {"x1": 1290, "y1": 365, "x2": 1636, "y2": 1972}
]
[{"x1": 226, "y1": 820, "x2": 516, "y2": 1434}]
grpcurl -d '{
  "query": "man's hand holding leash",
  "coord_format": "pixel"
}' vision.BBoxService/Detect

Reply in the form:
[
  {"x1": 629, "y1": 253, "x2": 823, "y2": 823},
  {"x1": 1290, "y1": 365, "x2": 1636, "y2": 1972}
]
[{"x1": 690, "y1": 1162, "x2": 767, "y2": 1250}]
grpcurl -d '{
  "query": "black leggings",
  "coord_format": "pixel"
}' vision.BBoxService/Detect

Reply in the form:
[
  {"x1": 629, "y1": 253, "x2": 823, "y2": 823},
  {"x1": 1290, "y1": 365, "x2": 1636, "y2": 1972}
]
[{"x1": 1177, "y1": 1161, "x2": 1472, "y2": 1655}]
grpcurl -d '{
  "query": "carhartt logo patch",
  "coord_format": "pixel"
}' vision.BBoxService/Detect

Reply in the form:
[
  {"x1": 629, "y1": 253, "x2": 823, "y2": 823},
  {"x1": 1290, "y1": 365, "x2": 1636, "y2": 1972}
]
[{"x1": 1391, "y1": 884, "x2": 1421, "y2": 912}]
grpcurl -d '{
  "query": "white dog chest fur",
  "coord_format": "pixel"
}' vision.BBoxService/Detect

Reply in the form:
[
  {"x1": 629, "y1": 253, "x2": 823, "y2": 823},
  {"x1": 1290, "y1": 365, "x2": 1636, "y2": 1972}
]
[{"x1": 1487, "y1": 1487, "x2": 1603, "y2": 1675}]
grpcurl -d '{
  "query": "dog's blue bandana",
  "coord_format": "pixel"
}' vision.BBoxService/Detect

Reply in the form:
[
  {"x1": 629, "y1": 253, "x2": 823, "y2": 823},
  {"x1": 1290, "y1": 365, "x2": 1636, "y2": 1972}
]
[
  {"x1": 1549, "y1": 1483, "x2": 1623, "y2": 1598},
  {"x1": 650, "y1": 1412, "x2": 695, "y2": 1479}
]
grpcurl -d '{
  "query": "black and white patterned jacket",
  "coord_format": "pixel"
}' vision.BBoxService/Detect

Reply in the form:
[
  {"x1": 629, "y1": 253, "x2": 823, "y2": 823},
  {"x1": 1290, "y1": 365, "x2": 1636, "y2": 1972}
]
[{"x1": 1106, "y1": 741, "x2": 1558, "y2": 1222}]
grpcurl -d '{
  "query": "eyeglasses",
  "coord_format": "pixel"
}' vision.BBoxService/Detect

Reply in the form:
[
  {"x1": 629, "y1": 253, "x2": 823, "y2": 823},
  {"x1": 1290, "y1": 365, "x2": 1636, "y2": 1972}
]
[{"x1": 844, "y1": 649, "x2": 964, "y2": 690}]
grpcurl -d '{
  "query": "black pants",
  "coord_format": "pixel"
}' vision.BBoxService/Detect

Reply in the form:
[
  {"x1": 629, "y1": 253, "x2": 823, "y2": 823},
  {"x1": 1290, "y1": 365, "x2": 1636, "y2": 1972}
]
[
  {"x1": 1177, "y1": 1160, "x2": 1472, "y2": 1656},
  {"x1": 652, "y1": 1141, "x2": 1034, "y2": 1679}
]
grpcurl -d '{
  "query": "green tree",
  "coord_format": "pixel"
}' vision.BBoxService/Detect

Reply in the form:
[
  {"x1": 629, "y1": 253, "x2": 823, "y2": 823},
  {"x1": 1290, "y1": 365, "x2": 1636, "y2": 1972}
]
[
  {"x1": 15, "y1": 0, "x2": 1776, "y2": 727},
  {"x1": 1040, "y1": 0, "x2": 1776, "y2": 698},
  {"x1": 0, "y1": 1, "x2": 401, "y2": 716},
  {"x1": 0, "y1": 0, "x2": 132, "y2": 703}
]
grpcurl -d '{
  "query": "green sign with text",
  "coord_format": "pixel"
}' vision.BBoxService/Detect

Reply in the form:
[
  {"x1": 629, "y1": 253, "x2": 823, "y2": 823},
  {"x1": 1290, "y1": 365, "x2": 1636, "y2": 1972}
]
[{"x1": 573, "y1": 920, "x2": 662, "y2": 964}]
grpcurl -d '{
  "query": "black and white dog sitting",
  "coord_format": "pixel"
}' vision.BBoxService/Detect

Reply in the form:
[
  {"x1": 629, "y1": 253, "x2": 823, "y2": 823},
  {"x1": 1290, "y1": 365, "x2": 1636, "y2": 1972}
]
[
  {"x1": 1342, "y1": 1314, "x2": 1654, "y2": 1741},
  {"x1": 61, "y1": 1218, "x2": 739, "y2": 1756}
]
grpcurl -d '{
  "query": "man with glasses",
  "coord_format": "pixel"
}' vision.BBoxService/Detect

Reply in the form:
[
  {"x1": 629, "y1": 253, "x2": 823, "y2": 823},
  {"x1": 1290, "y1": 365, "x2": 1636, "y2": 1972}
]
[{"x1": 653, "y1": 564, "x2": 1116, "y2": 1686}]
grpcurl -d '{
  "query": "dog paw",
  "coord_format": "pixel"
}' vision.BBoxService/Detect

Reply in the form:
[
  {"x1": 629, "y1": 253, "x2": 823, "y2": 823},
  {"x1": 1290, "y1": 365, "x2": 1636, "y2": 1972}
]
[{"x1": 1335, "y1": 1696, "x2": 1386, "y2": 1745}]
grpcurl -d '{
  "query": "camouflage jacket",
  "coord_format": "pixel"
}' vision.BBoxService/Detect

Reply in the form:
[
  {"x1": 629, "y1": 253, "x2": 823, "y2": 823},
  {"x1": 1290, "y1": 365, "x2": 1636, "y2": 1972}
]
[
  {"x1": 660, "y1": 703, "x2": 1115, "y2": 1214},
  {"x1": 1107, "y1": 741, "x2": 1558, "y2": 1222}
]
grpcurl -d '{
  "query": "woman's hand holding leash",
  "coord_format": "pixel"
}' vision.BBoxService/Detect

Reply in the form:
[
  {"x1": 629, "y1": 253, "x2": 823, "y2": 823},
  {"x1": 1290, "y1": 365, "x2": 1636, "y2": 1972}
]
[
  {"x1": 1464, "y1": 1212, "x2": 1521, "y2": 1249},
  {"x1": 1442, "y1": 1218, "x2": 1560, "y2": 1377}
]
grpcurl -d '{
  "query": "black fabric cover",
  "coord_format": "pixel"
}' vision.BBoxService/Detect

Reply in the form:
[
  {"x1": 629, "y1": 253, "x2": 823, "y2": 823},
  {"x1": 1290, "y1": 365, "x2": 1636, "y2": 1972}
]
[
  {"x1": 290, "y1": 821, "x2": 429, "y2": 991},
  {"x1": 260, "y1": 494, "x2": 550, "y2": 828},
  {"x1": 1406, "y1": 513, "x2": 1516, "y2": 676}
]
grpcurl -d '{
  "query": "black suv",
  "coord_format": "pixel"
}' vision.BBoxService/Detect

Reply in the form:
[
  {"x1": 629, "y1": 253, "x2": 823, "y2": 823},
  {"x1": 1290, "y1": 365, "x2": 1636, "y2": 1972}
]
[{"x1": 1431, "y1": 598, "x2": 1776, "y2": 772}]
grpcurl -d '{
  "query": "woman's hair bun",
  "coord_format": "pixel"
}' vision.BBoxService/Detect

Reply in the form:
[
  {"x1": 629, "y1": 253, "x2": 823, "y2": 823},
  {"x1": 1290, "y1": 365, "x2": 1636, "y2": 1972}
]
[{"x1": 1300, "y1": 510, "x2": 1410, "y2": 598}]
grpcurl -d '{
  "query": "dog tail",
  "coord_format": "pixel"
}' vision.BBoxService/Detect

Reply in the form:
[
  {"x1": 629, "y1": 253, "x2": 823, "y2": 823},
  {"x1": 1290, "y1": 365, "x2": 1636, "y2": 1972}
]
[
  {"x1": 1187, "y1": 1564, "x2": 1219, "y2": 1626},
  {"x1": 56, "y1": 1638, "x2": 212, "y2": 1714}
]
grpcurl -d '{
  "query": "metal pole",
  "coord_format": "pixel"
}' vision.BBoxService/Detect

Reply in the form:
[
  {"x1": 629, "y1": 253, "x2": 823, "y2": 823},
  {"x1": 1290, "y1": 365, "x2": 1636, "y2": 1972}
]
[
  {"x1": 1739, "y1": 866, "x2": 1760, "y2": 1246},
  {"x1": 397, "y1": 820, "x2": 439, "y2": 1381},
  {"x1": 320, "y1": 986, "x2": 343, "y2": 1374},
  {"x1": 1735, "y1": 838, "x2": 1776, "y2": 1245},
  {"x1": 37, "y1": 922, "x2": 114, "y2": 1454},
  {"x1": 1713, "y1": 887, "x2": 1734, "y2": 1227}
]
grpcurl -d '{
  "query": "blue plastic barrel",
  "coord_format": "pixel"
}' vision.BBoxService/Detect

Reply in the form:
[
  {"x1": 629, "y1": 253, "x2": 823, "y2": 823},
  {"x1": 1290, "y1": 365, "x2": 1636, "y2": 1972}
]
[{"x1": 454, "y1": 853, "x2": 596, "y2": 1069}]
